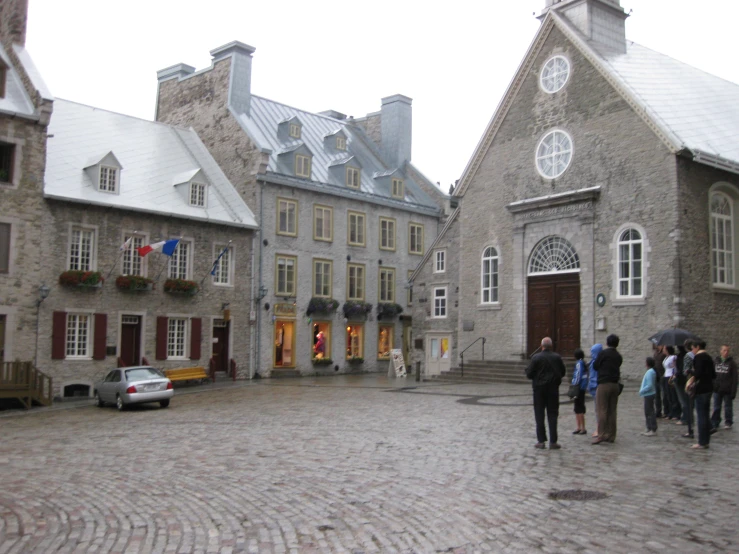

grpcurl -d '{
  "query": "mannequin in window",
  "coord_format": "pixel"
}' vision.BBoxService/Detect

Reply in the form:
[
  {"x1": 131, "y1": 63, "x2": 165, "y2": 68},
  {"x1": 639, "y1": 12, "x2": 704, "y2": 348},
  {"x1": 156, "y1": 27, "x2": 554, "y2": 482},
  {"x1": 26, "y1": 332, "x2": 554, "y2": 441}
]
[{"x1": 314, "y1": 331, "x2": 325, "y2": 359}]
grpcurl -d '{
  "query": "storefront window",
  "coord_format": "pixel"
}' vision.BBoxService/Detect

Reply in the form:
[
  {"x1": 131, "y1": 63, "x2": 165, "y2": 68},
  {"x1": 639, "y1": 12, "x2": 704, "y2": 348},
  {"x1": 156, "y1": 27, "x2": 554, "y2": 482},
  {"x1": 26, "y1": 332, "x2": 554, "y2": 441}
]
[
  {"x1": 312, "y1": 321, "x2": 331, "y2": 360},
  {"x1": 346, "y1": 324, "x2": 364, "y2": 359},
  {"x1": 274, "y1": 320, "x2": 295, "y2": 367},
  {"x1": 378, "y1": 324, "x2": 393, "y2": 359}
]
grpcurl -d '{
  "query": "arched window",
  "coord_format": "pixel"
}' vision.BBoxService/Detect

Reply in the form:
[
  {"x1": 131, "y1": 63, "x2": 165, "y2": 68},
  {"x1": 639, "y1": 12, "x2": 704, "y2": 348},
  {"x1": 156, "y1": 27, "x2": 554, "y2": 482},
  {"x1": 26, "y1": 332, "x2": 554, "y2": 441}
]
[
  {"x1": 481, "y1": 247, "x2": 499, "y2": 303},
  {"x1": 711, "y1": 192, "x2": 734, "y2": 286},
  {"x1": 617, "y1": 228, "x2": 643, "y2": 297},
  {"x1": 528, "y1": 237, "x2": 579, "y2": 275}
]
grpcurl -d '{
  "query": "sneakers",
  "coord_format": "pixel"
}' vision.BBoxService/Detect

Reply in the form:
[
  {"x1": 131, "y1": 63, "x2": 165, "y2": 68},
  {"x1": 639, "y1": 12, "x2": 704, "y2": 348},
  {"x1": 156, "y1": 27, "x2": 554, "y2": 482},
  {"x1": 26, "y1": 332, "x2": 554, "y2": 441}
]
[
  {"x1": 535, "y1": 442, "x2": 546, "y2": 449},
  {"x1": 641, "y1": 430, "x2": 656, "y2": 436},
  {"x1": 724, "y1": 425, "x2": 733, "y2": 430}
]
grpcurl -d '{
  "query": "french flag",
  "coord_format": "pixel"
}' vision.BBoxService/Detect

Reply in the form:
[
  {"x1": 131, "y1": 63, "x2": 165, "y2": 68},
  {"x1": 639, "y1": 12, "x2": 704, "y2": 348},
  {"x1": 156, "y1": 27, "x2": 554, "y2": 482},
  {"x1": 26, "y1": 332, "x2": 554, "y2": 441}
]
[{"x1": 136, "y1": 239, "x2": 180, "y2": 257}]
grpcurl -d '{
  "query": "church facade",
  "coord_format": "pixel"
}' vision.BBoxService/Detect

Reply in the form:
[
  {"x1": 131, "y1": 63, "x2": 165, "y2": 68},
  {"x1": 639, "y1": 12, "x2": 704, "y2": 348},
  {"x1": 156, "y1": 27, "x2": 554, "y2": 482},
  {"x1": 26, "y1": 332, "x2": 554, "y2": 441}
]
[{"x1": 411, "y1": 0, "x2": 739, "y2": 378}]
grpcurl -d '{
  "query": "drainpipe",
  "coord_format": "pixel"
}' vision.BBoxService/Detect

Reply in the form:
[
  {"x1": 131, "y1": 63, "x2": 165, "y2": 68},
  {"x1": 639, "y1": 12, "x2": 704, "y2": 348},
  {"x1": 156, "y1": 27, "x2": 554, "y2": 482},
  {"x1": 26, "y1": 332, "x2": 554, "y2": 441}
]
[{"x1": 255, "y1": 180, "x2": 265, "y2": 378}]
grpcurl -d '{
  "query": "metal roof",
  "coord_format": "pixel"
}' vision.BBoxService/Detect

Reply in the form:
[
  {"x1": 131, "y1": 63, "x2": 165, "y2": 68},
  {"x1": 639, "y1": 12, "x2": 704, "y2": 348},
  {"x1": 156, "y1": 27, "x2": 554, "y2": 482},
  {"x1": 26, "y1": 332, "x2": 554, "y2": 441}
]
[
  {"x1": 237, "y1": 95, "x2": 440, "y2": 211},
  {"x1": 0, "y1": 43, "x2": 35, "y2": 117},
  {"x1": 45, "y1": 100, "x2": 258, "y2": 229}
]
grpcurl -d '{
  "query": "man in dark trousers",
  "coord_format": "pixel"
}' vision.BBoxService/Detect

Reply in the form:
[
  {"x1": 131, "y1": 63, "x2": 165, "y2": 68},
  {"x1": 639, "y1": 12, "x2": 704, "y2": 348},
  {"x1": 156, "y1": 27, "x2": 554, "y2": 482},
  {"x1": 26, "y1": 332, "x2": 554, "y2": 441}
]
[
  {"x1": 526, "y1": 337, "x2": 567, "y2": 450},
  {"x1": 593, "y1": 334, "x2": 623, "y2": 444},
  {"x1": 711, "y1": 344, "x2": 736, "y2": 431}
]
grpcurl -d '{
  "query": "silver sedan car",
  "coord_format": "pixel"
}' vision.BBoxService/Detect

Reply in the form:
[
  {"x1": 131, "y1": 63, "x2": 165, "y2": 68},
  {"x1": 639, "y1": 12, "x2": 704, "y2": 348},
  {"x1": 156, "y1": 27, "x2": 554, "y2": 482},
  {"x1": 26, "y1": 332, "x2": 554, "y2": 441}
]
[{"x1": 94, "y1": 366, "x2": 174, "y2": 411}]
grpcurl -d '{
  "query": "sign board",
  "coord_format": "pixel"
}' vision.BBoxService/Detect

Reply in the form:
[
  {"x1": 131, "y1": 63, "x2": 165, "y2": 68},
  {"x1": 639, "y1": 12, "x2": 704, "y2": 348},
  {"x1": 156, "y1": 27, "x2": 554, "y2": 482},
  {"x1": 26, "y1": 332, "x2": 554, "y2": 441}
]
[
  {"x1": 274, "y1": 303, "x2": 297, "y2": 317},
  {"x1": 387, "y1": 349, "x2": 407, "y2": 378}
]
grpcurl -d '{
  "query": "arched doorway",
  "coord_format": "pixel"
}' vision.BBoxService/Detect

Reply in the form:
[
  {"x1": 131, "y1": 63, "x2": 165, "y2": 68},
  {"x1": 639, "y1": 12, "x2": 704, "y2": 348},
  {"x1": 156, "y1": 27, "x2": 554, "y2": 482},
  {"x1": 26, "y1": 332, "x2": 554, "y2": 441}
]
[{"x1": 527, "y1": 236, "x2": 581, "y2": 356}]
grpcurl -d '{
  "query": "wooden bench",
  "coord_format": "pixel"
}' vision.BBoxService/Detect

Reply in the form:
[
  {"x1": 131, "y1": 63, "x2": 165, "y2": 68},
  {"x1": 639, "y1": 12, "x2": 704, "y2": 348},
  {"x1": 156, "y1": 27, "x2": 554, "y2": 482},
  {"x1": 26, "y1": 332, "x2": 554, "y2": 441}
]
[{"x1": 164, "y1": 366, "x2": 209, "y2": 384}]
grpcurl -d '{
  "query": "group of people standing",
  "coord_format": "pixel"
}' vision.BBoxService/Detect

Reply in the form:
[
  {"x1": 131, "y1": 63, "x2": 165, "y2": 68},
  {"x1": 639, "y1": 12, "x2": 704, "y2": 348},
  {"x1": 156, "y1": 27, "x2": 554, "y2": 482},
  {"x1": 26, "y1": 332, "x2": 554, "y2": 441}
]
[
  {"x1": 640, "y1": 341, "x2": 736, "y2": 449},
  {"x1": 524, "y1": 334, "x2": 737, "y2": 451},
  {"x1": 525, "y1": 334, "x2": 622, "y2": 449}
]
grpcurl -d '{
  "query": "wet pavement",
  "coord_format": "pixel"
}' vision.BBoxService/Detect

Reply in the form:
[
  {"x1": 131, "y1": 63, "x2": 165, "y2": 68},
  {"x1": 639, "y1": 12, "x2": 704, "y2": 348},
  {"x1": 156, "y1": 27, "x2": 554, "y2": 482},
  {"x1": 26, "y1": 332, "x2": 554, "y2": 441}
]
[{"x1": 1, "y1": 375, "x2": 737, "y2": 553}]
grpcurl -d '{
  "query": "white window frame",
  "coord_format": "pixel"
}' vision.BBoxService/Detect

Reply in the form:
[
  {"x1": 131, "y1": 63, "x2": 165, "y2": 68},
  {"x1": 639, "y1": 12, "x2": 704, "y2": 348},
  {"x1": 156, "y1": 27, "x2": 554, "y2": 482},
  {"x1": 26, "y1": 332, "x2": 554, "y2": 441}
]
[
  {"x1": 98, "y1": 165, "x2": 119, "y2": 193},
  {"x1": 433, "y1": 287, "x2": 447, "y2": 319},
  {"x1": 434, "y1": 250, "x2": 446, "y2": 274},
  {"x1": 540, "y1": 55, "x2": 570, "y2": 94},
  {"x1": 616, "y1": 228, "x2": 644, "y2": 298},
  {"x1": 711, "y1": 191, "x2": 735, "y2": 288},
  {"x1": 167, "y1": 317, "x2": 189, "y2": 360},
  {"x1": 68, "y1": 225, "x2": 97, "y2": 271},
  {"x1": 168, "y1": 240, "x2": 192, "y2": 280},
  {"x1": 121, "y1": 234, "x2": 146, "y2": 276},
  {"x1": 189, "y1": 182, "x2": 207, "y2": 207},
  {"x1": 611, "y1": 223, "x2": 649, "y2": 305},
  {"x1": 536, "y1": 129, "x2": 573, "y2": 180},
  {"x1": 66, "y1": 312, "x2": 92, "y2": 359},
  {"x1": 481, "y1": 246, "x2": 499, "y2": 304},
  {"x1": 211, "y1": 244, "x2": 234, "y2": 286}
]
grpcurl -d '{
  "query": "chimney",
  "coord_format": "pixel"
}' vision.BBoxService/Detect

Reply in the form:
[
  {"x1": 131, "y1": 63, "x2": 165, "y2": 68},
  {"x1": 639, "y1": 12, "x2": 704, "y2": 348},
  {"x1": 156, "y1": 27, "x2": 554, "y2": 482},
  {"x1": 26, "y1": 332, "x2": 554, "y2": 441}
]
[
  {"x1": 210, "y1": 40, "x2": 256, "y2": 116},
  {"x1": 539, "y1": 0, "x2": 628, "y2": 54},
  {"x1": 380, "y1": 94, "x2": 412, "y2": 167},
  {"x1": 0, "y1": 0, "x2": 29, "y2": 46}
]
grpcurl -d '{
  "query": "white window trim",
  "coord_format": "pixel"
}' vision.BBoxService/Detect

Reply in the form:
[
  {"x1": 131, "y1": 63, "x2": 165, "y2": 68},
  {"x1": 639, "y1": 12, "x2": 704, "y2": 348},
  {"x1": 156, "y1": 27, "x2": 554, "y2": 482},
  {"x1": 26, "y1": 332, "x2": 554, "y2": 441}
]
[
  {"x1": 67, "y1": 223, "x2": 98, "y2": 271},
  {"x1": 709, "y1": 188, "x2": 737, "y2": 290},
  {"x1": 540, "y1": 55, "x2": 571, "y2": 94},
  {"x1": 211, "y1": 243, "x2": 234, "y2": 287},
  {"x1": 121, "y1": 232, "x2": 149, "y2": 277},
  {"x1": 166, "y1": 316, "x2": 190, "y2": 361},
  {"x1": 535, "y1": 129, "x2": 573, "y2": 180},
  {"x1": 480, "y1": 245, "x2": 500, "y2": 306},
  {"x1": 434, "y1": 250, "x2": 446, "y2": 274},
  {"x1": 168, "y1": 239, "x2": 194, "y2": 280},
  {"x1": 65, "y1": 310, "x2": 95, "y2": 360},
  {"x1": 610, "y1": 223, "x2": 649, "y2": 306},
  {"x1": 432, "y1": 286, "x2": 448, "y2": 319},
  {"x1": 189, "y1": 182, "x2": 208, "y2": 208},
  {"x1": 98, "y1": 165, "x2": 119, "y2": 193}
]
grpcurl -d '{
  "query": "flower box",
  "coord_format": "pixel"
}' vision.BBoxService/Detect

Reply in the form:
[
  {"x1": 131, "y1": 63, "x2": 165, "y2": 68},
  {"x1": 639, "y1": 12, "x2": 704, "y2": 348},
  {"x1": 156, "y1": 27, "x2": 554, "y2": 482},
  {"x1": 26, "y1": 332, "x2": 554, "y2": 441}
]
[
  {"x1": 347, "y1": 356, "x2": 364, "y2": 364},
  {"x1": 306, "y1": 297, "x2": 340, "y2": 317},
  {"x1": 342, "y1": 301, "x2": 373, "y2": 320},
  {"x1": 311, "y1": 357, "x2": 334, "y2": 365},
  {"x1": 115, "y1": 275, "x2": 155, "y2": 292},
  {"x1": 377, "y1": 302, "x2": 404, "y2": 320},
  {"x1": 59, "y1": 270, "x2": 104, "y2": 288},
  {"x1": 163, "y1": 278, "x2": 199, "y2": 295}
]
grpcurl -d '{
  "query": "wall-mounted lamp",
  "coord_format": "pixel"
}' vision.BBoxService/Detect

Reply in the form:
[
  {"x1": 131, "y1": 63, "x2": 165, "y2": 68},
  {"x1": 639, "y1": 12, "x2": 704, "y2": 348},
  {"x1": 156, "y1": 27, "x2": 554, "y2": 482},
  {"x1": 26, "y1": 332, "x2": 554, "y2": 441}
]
[
  {"x1": 346, "y1": 255, "x2": 351, "y2": 261},
  {"x1": 221, "y1": 302, "x2": 230, "y2": 311},
  {"x1": 256, "y1": 285, "x2": 268, "y2": 301},
  {"x1": 378, "y1": 259, "x2": 383, "y2": 265},
  {"x1": 37, "y1": 284, "x2": 50, "y2": 307}
]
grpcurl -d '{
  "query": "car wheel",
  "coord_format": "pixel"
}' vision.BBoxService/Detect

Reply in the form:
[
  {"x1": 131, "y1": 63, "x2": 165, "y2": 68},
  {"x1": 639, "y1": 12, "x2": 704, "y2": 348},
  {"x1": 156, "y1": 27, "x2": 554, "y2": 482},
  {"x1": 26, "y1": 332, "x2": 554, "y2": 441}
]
[
  {"x1": 94, "y1": 391, "x2": 105, "y2": 407},
  {"x1": 160, "y1": 399, "x2": 170, "y2": 408},
  {"x1": 116, "y1": 395, "x2": 126, "y2": 411}
]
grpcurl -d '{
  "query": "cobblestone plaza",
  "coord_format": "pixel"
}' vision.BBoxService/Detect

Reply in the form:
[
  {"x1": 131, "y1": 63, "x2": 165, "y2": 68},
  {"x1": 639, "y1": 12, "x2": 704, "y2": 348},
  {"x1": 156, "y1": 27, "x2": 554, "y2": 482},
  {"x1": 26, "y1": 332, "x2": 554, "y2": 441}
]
[{"x1": 1, "y1": 376, "x2": 737, "y2": 553}]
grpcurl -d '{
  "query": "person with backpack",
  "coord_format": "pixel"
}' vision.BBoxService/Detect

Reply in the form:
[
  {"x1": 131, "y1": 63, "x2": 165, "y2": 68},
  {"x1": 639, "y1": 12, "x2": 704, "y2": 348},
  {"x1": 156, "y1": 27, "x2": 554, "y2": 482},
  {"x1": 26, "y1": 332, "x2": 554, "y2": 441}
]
[
  {"x1": 526, "y1": 337, "x2": 567, "y2": 450},
  {"x1": 570, "y1": 349, "x2": 588, "y2": 435}
]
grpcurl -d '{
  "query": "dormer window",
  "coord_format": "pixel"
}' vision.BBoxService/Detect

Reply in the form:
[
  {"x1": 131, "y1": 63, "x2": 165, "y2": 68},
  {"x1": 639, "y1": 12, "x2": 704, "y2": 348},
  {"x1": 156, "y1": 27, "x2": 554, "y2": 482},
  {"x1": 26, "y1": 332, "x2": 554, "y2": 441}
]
[
  {"x1": 295, "y1": 154, "x2": 312, "y2": 178},
  {"x1": 346, "y1": 167, "x2": 361, "y2": 189},
  {"x1": 99, "y1": 166, "x2": 118, "y2": 193},
  {"x1": 189, "y1": 182, "x2": 207, "y2": 207},
  {"x1": 391, "y1": 178, "x2": 404, "y2": 199},
  {"x1": 289, "y1": 123, "x2": 302, "y2": 139},
  {"x1": 336, "y1": 136, "x2": 346, "y2": 150}
]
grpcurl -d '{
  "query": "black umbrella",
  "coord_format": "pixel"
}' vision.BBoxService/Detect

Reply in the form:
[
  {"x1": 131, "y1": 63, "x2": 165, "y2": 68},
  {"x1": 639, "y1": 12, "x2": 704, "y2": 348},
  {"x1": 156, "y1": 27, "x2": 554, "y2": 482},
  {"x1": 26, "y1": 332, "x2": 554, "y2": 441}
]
[{"x1": 648, "y1": 328, "x2": 701, "y2": 346}]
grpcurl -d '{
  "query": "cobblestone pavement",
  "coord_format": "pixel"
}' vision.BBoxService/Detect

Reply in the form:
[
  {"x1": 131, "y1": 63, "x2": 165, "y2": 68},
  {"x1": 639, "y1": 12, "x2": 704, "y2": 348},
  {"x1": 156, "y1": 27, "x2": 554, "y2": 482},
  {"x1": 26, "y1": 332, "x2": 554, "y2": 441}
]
[{"x1": 1, "y1": 375, "x2": 737, "y2": 553}]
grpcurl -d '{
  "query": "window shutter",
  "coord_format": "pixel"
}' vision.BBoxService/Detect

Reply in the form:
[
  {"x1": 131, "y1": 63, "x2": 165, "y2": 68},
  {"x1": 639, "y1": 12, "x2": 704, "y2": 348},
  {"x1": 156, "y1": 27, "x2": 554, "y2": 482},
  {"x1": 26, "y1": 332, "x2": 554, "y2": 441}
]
[
  {"x1": 190, "y1": 317, "x2": 202, "y2": 360},
  {"x1": 156, "y1": 316, "x2": 168, "y2": 360},
  {"x1": 93, "y1": 313, "x2": 107, "y2": 360},
  {"x1": 51, "y1": 311, "x2": 67, "y2": 360}
]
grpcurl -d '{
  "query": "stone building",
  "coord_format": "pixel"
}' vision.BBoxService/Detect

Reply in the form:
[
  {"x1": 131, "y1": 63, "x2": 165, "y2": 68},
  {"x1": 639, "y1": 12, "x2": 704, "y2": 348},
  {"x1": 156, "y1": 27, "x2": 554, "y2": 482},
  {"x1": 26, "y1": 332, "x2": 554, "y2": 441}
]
[
  {"x1": 0, "y1": 0, "x2": 53, "y2": 367},
  {"x1": 412, "y1": 0, "x2": 739, "y2": 378},
  {"x1": 41, "y1": 99, "x2": 258, "y2": 397},
  {"x1": 155, "y1": 42, "x2": 446, "y2": 377}
]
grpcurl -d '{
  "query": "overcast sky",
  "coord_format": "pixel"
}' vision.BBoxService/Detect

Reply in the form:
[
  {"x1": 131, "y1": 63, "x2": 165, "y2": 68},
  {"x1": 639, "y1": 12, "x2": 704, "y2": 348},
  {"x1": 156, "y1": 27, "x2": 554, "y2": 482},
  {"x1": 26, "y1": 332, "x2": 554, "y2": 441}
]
[{"x1": 24, "y1": 0, "x2": 739, "y2": 191}]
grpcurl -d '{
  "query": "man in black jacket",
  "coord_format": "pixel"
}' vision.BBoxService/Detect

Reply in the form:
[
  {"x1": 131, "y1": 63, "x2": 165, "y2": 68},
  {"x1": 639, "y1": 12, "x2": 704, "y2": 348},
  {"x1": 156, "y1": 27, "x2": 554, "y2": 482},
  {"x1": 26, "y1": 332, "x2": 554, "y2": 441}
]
[
  {"x1": 526, "y1": 337, "x2": 567, "y2": 450},
  {"x1": 711, "y1": 344, "x2": 736, "y2": 431},
  {"x1": 592, "y1": 334, "x2": 623, "y2": 444}
]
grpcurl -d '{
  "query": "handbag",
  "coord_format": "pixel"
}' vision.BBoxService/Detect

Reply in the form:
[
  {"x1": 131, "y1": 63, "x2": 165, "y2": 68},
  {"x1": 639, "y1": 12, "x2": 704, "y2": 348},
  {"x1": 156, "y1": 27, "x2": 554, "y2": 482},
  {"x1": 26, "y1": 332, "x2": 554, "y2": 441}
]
[
  {"x1": 567, "y1": 384, "x2": 580, "y2": 399},
  {"x1": 686, "y1": 376, "x2": 698, "y2": 398}
]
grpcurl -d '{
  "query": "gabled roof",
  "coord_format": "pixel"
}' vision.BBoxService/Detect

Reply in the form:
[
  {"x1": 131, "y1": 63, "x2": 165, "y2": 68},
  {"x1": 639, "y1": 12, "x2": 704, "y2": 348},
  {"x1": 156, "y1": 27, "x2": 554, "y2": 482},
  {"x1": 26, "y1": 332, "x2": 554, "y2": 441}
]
[
  {"x1": 409, "y1": 206, "x2": 460, "y2": 283},
  {"x1": 45, "y1": 100, "x2": 258, "y2": 229},
  {"x1": 236, "y1": 95, "x2": 440, "y2": 212},
  {"x1": 0, "y1": 43, "x2": 35, "y2": 117},
  {"x1": 455, "y1": 11, "x2": 739, "y2": 196}
]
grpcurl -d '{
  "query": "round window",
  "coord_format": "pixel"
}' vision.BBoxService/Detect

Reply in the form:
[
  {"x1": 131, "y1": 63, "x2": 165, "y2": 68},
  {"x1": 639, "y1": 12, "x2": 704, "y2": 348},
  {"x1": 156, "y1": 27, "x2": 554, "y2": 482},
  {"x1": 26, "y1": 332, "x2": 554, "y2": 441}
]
[
  {"x1": 536, "y1": 130, "x2": 573, "y2": 179},
  {"x1": 540, "y1": 55, "x2": 570, "y2": 93}
]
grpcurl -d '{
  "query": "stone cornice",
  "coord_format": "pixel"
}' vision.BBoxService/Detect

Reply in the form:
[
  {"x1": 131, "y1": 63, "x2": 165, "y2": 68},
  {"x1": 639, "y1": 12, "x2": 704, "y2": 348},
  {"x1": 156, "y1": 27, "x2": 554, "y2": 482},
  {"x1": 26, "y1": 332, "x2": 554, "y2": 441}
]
[{"x1": 506, "y1": 186, "x2": 600, "y2": 213}]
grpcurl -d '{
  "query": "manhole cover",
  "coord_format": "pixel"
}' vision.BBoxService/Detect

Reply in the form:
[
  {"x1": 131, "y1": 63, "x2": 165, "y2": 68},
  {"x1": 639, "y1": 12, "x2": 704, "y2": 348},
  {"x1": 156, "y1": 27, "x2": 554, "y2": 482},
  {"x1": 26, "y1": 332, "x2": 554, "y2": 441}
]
[{"x1": 549, "y1": 489, "x2": 608, "y2": 501}]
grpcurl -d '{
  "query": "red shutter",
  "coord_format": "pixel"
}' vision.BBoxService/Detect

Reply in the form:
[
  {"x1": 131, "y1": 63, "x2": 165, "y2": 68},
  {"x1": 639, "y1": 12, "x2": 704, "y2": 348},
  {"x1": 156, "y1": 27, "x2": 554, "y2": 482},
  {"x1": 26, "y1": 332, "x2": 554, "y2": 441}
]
[
  {"x1": 190, "y1": 317, "x2": 202, "y2": 360},
  {"x1": 156, "y1": 317, "x2": 168, "y2": 360},
  {"x1": 93, "y1": 313, "x2": 107, "y2": 360},
  {"x1": 51, "y1": 311, "x2": 67, "y2": 360}
]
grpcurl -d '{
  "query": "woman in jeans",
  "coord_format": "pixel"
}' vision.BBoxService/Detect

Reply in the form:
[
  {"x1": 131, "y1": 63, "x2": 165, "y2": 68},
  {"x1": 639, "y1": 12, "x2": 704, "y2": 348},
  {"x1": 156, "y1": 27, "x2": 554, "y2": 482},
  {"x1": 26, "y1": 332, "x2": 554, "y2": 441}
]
[
  {"x1": 692, "y1": 341, "x2": 716, "y2": 449},
  {"x1": 675, "y1": 342, "x2": 693, "y2": 438}
]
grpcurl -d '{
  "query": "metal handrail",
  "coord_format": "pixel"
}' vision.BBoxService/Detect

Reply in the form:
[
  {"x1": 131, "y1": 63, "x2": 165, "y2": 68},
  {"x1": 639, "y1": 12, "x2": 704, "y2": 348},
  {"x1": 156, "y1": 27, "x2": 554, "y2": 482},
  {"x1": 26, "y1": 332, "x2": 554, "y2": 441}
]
[{"x1": 459, "y1": 337, "x2": 486, "y2": 378}]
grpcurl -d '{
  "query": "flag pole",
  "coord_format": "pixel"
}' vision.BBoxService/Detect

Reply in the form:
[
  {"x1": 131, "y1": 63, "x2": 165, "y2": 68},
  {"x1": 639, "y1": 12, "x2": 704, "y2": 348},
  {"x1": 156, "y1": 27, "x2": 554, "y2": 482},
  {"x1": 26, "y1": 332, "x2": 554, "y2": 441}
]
[
  {"x1": 105, "y1": 233, "x2": 137, "y2": 281},
  {"x1": 200, "y1": 240, "x2": 232, "y2": 289}
]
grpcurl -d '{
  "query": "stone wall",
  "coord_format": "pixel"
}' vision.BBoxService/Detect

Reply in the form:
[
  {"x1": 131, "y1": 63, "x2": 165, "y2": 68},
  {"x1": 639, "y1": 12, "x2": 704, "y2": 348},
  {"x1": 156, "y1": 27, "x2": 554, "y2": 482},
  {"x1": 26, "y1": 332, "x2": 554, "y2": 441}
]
[{"x1": 0, "y1": 0, "x2": 28, "y2": 48}]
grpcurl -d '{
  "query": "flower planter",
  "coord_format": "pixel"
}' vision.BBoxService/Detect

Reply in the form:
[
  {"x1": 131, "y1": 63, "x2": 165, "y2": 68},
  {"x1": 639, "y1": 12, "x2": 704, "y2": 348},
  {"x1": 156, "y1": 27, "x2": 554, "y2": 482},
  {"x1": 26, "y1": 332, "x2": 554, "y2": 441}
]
[
  {"x1": 59, "y1": 270, "x2": 104, "y2": 288},
  {"x1": 163, "y1": 279, "x2": 199, "y2": 295},
  {"x1": 306, "y1": 297, "x2": 339, "y2": 317},
  {"x1": 347, "y1": 357, "x2": 364, "y2": 364},
  {"x1": 115, "y1": 275, "x2": 155, "y2": 292},
  {"x1": 311, "y1": 358, "x2": 333, "y2": 366},
  {"x1": 376, "y1": 302, "x2": 404, "y2": 320},
  {"x1": 342, "y1": 301, "x2": 373, "y2": 320}
]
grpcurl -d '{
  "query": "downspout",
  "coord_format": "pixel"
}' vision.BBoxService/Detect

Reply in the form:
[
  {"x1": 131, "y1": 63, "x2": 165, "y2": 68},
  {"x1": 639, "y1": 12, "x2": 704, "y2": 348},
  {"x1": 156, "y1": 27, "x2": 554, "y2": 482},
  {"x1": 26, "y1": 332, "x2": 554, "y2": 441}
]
[
  {"x1": 249, "y1": 233, "x2": 256, "y2": 379},
  {"x1": 255, "y1": 179, "x2": 265, "y2": 377}
]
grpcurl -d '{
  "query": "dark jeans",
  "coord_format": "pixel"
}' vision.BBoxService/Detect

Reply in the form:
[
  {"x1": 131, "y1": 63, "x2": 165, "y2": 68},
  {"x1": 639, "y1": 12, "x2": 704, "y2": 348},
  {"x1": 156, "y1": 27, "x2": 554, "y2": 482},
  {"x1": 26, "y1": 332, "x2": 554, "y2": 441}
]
[
  {"x1": 533, "y1": 384, "x2": 560, "y2": 444},
  {"x1": 655, "y1": 378, "x2": 663, "y2": 416},
  {"x1": 643, "y1": 395, "x2": 657, "y2": 432},
  {"x1": 711, "y1": 392, "x2": 734, "y2": 429},
  {"x1": 661, "y1": 377, "x2": 674, "y2": 417},
  {"x1": 675, "y1": 381, "x2": 693, "y2": 435},
  {"x1": 695, "y1": 392, "x2": 712, "y2": 446},
  {"x1": 667, "y1": 383, "x2": 682, "y2": 419}
]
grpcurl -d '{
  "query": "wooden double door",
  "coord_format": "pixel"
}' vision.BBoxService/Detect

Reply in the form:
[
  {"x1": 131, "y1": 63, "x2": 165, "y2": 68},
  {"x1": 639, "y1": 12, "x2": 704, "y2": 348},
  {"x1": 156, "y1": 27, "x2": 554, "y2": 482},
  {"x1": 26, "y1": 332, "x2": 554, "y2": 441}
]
[{"x1": 527, "y1": 273, "x2": 580, "y2": 357}]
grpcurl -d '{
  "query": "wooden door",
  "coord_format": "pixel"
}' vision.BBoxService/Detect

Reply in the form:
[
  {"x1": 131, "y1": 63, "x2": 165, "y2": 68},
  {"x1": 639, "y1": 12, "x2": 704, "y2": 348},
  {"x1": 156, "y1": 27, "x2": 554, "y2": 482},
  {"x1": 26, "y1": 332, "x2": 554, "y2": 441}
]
[
  {"x1": 120, "y1": 316, "x2": 141, "y2": 366},
  {"x1": 212, "y1": 321, "x2": 229, "y2": 372},
  {"x1": 527, "y1": 274, "x2": 580, "y2": 356}
]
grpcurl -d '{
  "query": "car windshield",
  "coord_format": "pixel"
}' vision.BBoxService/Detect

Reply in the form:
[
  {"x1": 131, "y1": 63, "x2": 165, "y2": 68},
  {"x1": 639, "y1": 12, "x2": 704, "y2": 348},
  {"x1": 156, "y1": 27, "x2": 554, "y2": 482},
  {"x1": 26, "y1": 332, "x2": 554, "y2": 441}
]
[{"x1": 125, "y1": 368, "x2": 164, "y2": 382}]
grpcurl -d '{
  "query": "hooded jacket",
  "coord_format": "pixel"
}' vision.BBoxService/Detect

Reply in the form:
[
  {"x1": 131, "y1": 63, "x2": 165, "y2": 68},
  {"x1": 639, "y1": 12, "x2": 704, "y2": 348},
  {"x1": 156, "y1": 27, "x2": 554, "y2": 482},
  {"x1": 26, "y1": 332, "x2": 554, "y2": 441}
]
[
  {"x1": 588, "y1": 344, "x2": 603, "y2": 396},
  {"x1": 714, "y1": 355, "x2": 738, "y2": 398}
]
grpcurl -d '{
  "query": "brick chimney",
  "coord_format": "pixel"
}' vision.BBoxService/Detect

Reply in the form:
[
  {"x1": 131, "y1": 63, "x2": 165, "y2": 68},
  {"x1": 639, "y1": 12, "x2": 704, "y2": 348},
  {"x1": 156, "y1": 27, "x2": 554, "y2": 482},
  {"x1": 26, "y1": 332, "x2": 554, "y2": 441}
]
[
  {"x1": 380, "y1": 94, "x2": 412, "y2": 168},
  {"x1": 539, "y1": 0, "x2": 628, "y2": 54},
  {"x1": 0, "y1": 0, "x2": 29, "y2": 47},
  {"x1": 210, "y1": 41, "x2": 256, "y2": 116}
]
